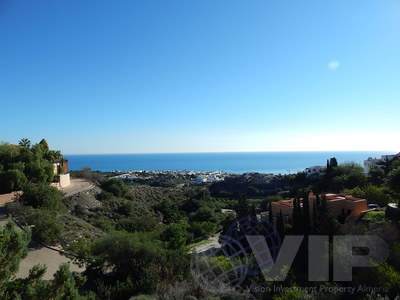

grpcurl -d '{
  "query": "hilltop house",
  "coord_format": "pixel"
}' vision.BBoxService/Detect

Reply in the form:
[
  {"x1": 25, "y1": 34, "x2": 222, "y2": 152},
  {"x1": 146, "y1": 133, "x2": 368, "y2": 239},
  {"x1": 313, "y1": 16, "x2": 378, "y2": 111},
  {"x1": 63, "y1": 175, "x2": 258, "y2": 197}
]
[
  {"x1": 268, "y1": 192, "x2": 369, "y2": 224},
  {"x1": 52, "y1": 158, "x2": 70, "y2": 188},
  {"x1": 363, "y1": 153, "x2": 400, "y2": 174}
]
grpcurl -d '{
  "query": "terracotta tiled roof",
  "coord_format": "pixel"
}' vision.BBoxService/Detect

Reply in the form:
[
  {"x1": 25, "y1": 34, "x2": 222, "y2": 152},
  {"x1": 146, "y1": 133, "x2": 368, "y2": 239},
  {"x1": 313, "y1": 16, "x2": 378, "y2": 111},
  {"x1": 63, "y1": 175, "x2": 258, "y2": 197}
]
[{"x1": 272, "y1": 201, "x2": 294, "y2": 207}]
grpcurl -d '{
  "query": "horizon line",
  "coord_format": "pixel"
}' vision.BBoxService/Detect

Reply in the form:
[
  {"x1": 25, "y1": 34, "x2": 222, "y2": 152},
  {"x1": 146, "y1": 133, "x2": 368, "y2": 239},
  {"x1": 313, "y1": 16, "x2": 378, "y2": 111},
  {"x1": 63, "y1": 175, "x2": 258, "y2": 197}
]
[{"x1": 63, "y1": 149, "x2": 397, "y2": 156}]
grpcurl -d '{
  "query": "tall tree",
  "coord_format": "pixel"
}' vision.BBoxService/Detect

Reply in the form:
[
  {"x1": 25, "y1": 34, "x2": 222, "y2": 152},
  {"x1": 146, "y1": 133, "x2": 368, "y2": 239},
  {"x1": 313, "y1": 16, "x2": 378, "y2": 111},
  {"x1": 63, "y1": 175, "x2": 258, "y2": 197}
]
[
  {"x1": 0, "y1": 221, "x2": 31, "y2": 283},
  {"x1": 302, "y1": 193, "x2": 311, "y2": 235},
  {"x1": 330, "y1": 157, "x2": 338, "y2": 167},
  {"x1": 315, "y1": 195, "x2": 338, "y2": 235},
  {"x1": 277, "y1": 210, "x2": 285, "y2": 239},
  {"x1": 292, "y1": 198, "x2": 303, "y2": 235},
  {"x1": 235, "y1": 194, "x2": 251, "y2": 218},
  {"x1": 312, "y1": 198, "x2": 318, "y2": 233},
  {"x1": 250, "y1": 203, "x2": 257, "y2": 217},
  {"x1": 39, "y1": 139, "x2": 49, "y2": 153},
  {"x1": 387, "y1": 167, "x2": 400, "y2": 207},
  {"x1": 268, "y1": 202, "x2": 273, "y2": 226},
  {"x1": 18, "y1": 138, "x2": 31, "y2": 148}
]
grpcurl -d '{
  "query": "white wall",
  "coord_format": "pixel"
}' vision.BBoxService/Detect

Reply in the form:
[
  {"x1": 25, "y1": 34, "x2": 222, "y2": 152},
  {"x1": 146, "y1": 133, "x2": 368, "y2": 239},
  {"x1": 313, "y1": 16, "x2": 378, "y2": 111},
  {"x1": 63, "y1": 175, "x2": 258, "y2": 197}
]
[{"x1": 59, "y1": 173, "x2": 70, "y2": 188}]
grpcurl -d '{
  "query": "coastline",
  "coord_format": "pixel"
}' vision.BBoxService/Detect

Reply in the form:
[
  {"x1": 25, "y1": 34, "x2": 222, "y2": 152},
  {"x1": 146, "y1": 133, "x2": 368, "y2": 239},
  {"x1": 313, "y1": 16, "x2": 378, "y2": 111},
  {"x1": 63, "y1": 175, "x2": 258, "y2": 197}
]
[{"x1": 65, "y1": 151, "x2": 388, "y2": 175}]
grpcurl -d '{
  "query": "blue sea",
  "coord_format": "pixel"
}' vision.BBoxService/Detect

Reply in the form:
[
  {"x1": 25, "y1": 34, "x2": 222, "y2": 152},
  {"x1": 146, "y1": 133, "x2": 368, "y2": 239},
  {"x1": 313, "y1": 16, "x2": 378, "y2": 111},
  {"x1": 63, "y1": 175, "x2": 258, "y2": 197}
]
[{"x1": 65, "y1": 151, "x2": 388, "y2": 175}]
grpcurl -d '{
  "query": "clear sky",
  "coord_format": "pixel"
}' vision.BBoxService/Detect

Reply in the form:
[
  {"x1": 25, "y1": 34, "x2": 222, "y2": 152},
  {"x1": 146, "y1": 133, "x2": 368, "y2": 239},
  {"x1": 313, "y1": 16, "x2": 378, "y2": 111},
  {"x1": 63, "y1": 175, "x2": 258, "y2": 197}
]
[{"x1": 1, "y1": 0, "x2": 400, "y2": 154}]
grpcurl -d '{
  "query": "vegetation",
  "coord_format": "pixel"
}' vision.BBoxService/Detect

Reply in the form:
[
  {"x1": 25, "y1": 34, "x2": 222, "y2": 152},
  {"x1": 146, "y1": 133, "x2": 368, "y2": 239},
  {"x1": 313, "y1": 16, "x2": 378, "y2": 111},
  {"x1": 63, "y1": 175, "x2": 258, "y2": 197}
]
[{"x1": 2, "y1": 141, "x2": 400, "y2": 299}]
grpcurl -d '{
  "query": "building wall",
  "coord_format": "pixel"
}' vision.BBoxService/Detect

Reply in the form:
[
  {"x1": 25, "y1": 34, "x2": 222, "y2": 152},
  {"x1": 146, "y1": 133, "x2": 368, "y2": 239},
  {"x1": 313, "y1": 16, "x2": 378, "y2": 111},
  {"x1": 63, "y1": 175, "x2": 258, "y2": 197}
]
[
  {"x1": 271, "y1": 201, "x2": 294, "y2": 218},
  {"x1": 271, "y1": 194, "x2": 367, "y2": 225},
  {"x1": 59, "y1": 173, "x2": 70, "y2": 188},
  {"x1": 53, "y1": 163, "x2": 60, "y2": 175},
  {"x1": 61, "y1": 160, "x2": 69, "y2": 173}
]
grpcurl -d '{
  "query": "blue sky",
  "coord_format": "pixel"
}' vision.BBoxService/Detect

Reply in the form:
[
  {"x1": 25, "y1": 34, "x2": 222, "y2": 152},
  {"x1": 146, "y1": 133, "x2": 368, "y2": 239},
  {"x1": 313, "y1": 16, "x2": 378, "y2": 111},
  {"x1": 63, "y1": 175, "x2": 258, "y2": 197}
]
[{"x1": 1, "y1": 0, "x2": 399, "y2": 154}]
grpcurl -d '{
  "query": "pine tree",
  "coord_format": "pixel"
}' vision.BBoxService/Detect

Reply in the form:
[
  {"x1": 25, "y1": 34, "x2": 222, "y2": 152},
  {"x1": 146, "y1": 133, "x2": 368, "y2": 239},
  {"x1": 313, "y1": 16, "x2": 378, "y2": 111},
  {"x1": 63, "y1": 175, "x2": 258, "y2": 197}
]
[
  {"x1": 302, "y1": 193, "x2": 311, "y2": 235},
  {"x1": 250, "y1": 203, "x2": 257, "y2": 217},
  {"x1": 0, "y1": 221, "x2": 31, "y2": 283},
  {"x1": 268, "y1": 202, "x2": 273, "y2": 226},
  {"x1": 292, "y1": 198, "x2": 304, "y2": 235},
  {"x1": 235, "y1": 195, "x2": 250, "y2": 218},
  {"x1": 312, "y1": 198, "x2": 318, "y2": 233},
  {"x1": 277, "y1": 210, "x2": 285, "y2": 239},
  {"x1": 315, "y1": 195, "x2": 338, "y2": 235},
  {"x1": 330, "y1": 157, "x2": 338, "y2": 167}
]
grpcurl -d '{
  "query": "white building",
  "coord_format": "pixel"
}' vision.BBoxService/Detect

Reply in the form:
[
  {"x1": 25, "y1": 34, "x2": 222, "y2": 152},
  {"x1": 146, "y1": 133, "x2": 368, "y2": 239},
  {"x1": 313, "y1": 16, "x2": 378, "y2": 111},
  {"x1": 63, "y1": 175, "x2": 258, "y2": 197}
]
[
  {"x1": 304, "y1": 166, "x2": 323, "y2": 177},
  {"x1": 363, "y1": 153, "x2": 400, "y2": 174}
]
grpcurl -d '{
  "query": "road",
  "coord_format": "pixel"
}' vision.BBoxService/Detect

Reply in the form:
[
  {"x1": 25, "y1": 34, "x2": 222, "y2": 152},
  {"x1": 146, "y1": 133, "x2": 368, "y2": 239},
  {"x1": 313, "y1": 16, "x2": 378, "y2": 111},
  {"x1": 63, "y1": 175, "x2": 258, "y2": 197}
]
[{"x1": 62, "y1": 178, "x2": 95, "y2": 197}]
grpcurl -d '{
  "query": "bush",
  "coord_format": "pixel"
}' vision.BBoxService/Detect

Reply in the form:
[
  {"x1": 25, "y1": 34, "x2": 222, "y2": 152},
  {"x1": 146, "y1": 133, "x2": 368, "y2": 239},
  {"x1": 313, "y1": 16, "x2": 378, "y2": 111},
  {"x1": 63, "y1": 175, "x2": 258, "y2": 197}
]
[
  {"x1": 361, "y1": 211, "x2": 387, "y2": 231},
  {"x1": 161, "y1": 222, "x2": 190, "y2": 249},
  {"x1": 0, "y1": 169, "x2": 27, "y2": 192},
  {"x1": 116, "y1": 216, "x2": 158, "y2": 233},
  {"x1": 20, "y1": 183, "x2": 66, "y2": 212},
  {"x1": 101, "y1": 178, "x2": 131, "y2": 198},
  {"x1": 92, "y1": 217, "x2": 114, "y2": 232},
  {"x1": 190, "y1": 221, "x2": 216, "y2": 240},
  {"x1": 25, "y1": 209, "x2": 64, "y2": 245}
]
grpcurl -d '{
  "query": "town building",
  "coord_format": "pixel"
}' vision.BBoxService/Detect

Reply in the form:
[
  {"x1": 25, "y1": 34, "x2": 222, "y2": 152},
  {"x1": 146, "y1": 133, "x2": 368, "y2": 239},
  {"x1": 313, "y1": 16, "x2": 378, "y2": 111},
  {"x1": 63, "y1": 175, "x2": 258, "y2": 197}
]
[
  {"x1": 269, "y1": 192, "x2": 368, "y2": 224},
  {"x1": 363, "y1": 153, "x2": 400, "y2": 174},
  {"x1": 304, "y1": 166, "x2": 324, "y2": 177}
]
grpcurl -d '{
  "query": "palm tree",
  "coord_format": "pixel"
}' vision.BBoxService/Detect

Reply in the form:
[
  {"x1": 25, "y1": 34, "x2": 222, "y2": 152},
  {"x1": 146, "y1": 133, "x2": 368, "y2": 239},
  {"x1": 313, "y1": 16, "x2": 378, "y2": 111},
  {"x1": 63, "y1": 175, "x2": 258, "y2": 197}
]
[{"x1": 18, "y1": 138, "x2": 31, "y2": 148}]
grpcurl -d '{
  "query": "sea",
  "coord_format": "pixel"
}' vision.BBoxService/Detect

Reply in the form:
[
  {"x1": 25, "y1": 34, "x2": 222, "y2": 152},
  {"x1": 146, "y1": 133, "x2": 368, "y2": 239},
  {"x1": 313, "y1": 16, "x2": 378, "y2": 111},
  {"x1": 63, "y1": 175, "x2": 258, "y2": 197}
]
[{"x1": 65, "y1": 151, "x2": 389, "y2": 175}]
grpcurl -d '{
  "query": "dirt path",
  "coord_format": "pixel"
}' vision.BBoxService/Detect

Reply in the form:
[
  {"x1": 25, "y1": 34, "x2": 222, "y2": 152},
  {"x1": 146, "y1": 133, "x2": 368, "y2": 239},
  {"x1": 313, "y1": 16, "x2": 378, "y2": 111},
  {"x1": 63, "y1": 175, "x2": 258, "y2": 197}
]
[
  {"x1": 191, "y1": 234, "x2": 221, "y2": 254},
  {"x1": 15, "y1": 243, "x2": 84, "y2": 280},
  {"x1": 62, "y1": 178, "x2": 95, "y2": 198}
]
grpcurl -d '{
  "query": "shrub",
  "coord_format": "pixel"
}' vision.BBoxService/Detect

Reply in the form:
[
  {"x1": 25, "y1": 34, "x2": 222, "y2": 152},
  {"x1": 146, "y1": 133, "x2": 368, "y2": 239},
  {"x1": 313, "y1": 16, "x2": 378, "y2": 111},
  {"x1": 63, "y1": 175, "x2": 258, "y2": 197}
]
[
  {"x1": 25, "y1": 209, "x2": 64, "y2": 245},
  {"x1": 1, "y1": 169, "x2": 27, "y2": 192},
  {"x1": 101, "y1": 178, "x2": 131, "y2": 198},
  {"x1": 20, "y1": 183, "x2": 66, "y2": 212}
]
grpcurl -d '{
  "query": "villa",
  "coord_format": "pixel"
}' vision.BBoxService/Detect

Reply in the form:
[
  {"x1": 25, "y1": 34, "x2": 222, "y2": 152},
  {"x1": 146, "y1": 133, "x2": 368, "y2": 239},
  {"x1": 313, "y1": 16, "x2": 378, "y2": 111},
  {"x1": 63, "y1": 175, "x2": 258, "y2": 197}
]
[
  {"x1": 269, "y1": 192, "x2": 369, "y2": 224},
  {"x1": 363, "y1": 153, "x2": 400, "y2": 174},
  {"x1": 52, "y1": 159, "x2": 70, "y2": 188}
]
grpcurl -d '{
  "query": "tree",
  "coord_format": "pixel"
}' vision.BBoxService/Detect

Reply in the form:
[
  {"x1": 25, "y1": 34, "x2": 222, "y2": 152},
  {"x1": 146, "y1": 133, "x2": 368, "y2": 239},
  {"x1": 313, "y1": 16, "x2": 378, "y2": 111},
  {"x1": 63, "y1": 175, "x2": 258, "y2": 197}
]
[
  {"x1": 302, "y1": 193, "x2": 311, "y2": 235},
  {"x1": 101, "y1": 178, "x2": 131, "y2": 198},
  {"x1": 268, "y1": 202, "x2": 273, "y2": 226},
  {"x1": 1, "y1": 169, "x2": 27, "y2": 192},
  {"x1": 1, "y1": 263, "x2": 94, "y2": 299},
  {"x1": 0, "y1": 221, "x2": 30, "y2": 283},
  {"x1": 368, "y1": 167, "x2": 385, "y2": 186},
  {"x1": 344, "y1": 185, "x2": 392, "y2": 207},
  {"x1": 235, "y1": 195, "x2": 250, "y2": 218},
  {"x1": 277, "y1": 210, "x2": 285, "y2": 239},
  {"x1": 161, "y1": 222, "x2": 190, "y2": 249},
  {"x1": 312, "y1": 198, "x2": 318, "y2": 233},
  {"x1": 39, "y1": 139, "x2": 49, "y2": 153},
  {"x1": 314, "y1": 195, "x2": 338, "y2": 235},
  {"x1": 46, "y1": 150, "x2": 62, "y2": 162},
  {"x1": 18, "y1": 138, "x2": 31, "y2": 149},
  {"x1": 154, "y1": 199, "x2": 182, "y2": 224},
  {"x1": 190, "y1": 221, "x2": 216, "y2": 240},
  {"x1": 329, "y1": 157, "x2": 338, "y2": 167},
  {"x1": 292, "y1": 198, "x2": 303, "y2": 235},
  {"x1": 87, "y1": 232, "x2": 190, "y2": 297},
  {"x1": 387, "y1": 167, "x2": 400, "y2": 206},
  {"x1": 25, "y1": 209, "x2": 64, "y2": 245},
  {"x1": 51, "y1": 263, "x2": 83, "y2": 299},
  {"x1": 250, "y1": 203, "x2": 257, "y2": 217}
]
